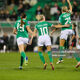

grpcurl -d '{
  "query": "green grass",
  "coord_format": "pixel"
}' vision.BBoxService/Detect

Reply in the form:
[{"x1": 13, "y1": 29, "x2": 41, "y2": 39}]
[{"x1": 0, "y1": 52, "x2": 80, "y2": 80}]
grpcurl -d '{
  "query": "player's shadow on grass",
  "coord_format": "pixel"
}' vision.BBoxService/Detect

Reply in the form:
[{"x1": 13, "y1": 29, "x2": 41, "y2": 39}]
[
  {"x1": 73, "y1": 68, "x2": 80, "y2": 72},
  {"x1": 14, "y1": 66, "x2": 43, "y2": 71},
  {"x1": 56, "y1": 66, "x2": 66, "y2": 70}
]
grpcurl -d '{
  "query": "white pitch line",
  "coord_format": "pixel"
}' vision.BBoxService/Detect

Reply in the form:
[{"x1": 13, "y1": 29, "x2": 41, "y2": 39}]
[{"x1": 52, "y1": 55, "x2": 66, "y2": 57}]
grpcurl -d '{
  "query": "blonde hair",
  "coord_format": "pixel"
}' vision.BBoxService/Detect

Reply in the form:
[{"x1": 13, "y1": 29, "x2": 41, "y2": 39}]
[
  {"x1": 36, "y1": 15, "x2": 44, "y2": 21},
  {"x1": 62, "y1": 6, "x2": 68, "y2": 12}
]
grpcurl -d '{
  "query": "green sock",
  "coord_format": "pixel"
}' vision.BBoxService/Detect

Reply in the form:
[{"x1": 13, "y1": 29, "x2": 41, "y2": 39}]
[
  {"x1": 47, "y1": 51, "x2": 53, "y2": 63},
  {"x1": 73, "y1": 53, "x2": 80, "y2": 62},
  {"x1": 38, "y1": 52, "x2": 45, "y2": 64},
  {"x1": 20, "y1": 51, "x2": 26, "y2": 66},
  {"x1": 59, "y1": 46, "x2": 64, "y2": 61}
]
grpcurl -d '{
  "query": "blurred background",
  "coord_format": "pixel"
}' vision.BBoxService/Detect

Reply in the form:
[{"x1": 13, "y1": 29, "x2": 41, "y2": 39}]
[{"x1": 0, "y1": 0, "x2": 80, "y2": 52}]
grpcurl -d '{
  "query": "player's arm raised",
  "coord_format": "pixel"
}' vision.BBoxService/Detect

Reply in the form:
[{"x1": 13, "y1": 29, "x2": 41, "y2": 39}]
[
  {"x1": 67, "y1": 0, "x2": 72, "y2": 12},
  {"x1": 54, "y1": 24, "x2": 70, "y2": 28}
]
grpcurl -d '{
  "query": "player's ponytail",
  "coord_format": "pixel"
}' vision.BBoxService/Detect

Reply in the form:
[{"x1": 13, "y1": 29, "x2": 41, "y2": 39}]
[
  {"x1": 36, "y1": 15, "x2": 44, "y2": 21},
  {"x1": 20, "y1": 13, "x2": 26, "y2": 27}
]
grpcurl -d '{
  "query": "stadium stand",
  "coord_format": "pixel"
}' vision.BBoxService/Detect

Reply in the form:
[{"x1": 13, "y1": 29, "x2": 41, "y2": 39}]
[{"x1": 0, "y1": 0, "x2": 80, "y2": 21}]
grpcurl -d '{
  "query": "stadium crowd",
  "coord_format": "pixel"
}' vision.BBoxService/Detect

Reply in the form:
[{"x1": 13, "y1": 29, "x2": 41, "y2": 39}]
[{"x1": 0, "y1": 0, "x2": 80, "y2": 21}]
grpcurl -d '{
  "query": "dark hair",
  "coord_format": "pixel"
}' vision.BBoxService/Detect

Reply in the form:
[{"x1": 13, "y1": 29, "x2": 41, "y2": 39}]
[
  {"x1": 73, "y1": 23, "x2": 77, "y2": 27},
  {"x1": 21, "y1": 13, "x2": 26, "y2": 27}
]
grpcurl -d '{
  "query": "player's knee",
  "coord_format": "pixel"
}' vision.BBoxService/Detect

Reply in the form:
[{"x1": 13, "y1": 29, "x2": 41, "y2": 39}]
[
  {"x1": 38, "y1": 47, "x2": 42, "y2": 52},
  {"x1": 47, "y1": 46, "x2": 51, "y2": 51}
]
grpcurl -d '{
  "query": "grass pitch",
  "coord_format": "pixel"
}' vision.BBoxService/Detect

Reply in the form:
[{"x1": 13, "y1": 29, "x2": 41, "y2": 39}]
[{"x1": 0, "y1": 52, "x2": 80, "y2": 80}]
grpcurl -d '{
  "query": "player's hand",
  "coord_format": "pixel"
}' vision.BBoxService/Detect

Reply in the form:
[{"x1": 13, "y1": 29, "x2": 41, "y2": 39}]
[
  {"x1": 50, "y1": 30, "x2": 56, "y2": 36},
  {"x1": 32, "y1": 32, "x2": 37, "y2": 37},
  {"x1": 67, "y1": 0, "x2": 70, "y2": 3},
  {"x1": 50, "y1": 32, "x2": 53, "y2": 36},
  {"x1": 63, "y1": 24, "x2": 70, "y2": 27}
]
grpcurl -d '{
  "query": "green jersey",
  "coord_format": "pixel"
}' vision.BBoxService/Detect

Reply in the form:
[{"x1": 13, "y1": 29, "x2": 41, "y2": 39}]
[
  {"x1": 35, "y1": 21, "x2": 52, "y2": 36},
  {"x1": 14, "y1": 19, "x2": 30, "y2": 38},
  {"x1": 59, "y1": 11, "x2": 72, "y2": 31}
]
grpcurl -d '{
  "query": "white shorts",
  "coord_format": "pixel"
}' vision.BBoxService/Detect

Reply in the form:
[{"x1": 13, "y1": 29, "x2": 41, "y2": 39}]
[
  {"x1": 60, "y1": 29, "x2": 73, "y2": 40},
  {"x1": 38, "y1": 35, "x2": 51, "y2": 46},
  {"x1": 17, "y1": 37, "x2": 29, "y2": 46}
]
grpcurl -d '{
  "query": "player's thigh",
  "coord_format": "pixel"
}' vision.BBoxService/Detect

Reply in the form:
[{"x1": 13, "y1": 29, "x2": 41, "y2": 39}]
[
  {"x1": 17, "y1": 37, "x2": 26, "y2": 52},
  {"x1": 23, "y1": 38, "x2": 29, "y2": 44},
  {"x1": 17, "y1": 37, "x2": 23, "y2": 46},
  {"x1": 60, "y1": 30, "x2": 68, "y2": 46},
  {"x1": 60, "y1": 30, "x2": 68, "y2": 40},
  {"x1": 45, "y1": 36, "x2": 51, "y2": 46},
  {"x1": 38, "y1": 37, "x2": 44, "y2": 46},
  {"x1": 18, "y1": 44, "x2": 25, "y2": 53},
  {"x1": 68, "y1": 30, "x2": 73, "y2": 35},
  {"x1": 24, "y1": 44, "x2": 27, "y2": 51}
]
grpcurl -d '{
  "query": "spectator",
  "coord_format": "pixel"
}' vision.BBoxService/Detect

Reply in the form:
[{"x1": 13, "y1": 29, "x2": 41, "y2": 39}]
[
  {"x1": 5, "y1": 10, "x2": 10, "y2": 21},
  {"x1": 23, "y1": 0, "x2": 37, "y2": 6},
  {"x1": 0, "y1": 10, "x2": 6, "y2": 20},
  {"x1": 19, "y1": 0, "x2": 23, "y2": 4},
  {"x1": 3, "y1": 33, "x2": 9, "y2": 52},
  {"x1": 73, "y1": 1, "x2": 79, "y2": 14},
  {"x1": 50, "y1": 3, "x2": 61, "y2": 16},
  {"x1": 69, "y1": 23, "x2": 77, "y2": 50},
  {"x1": 10, "y1": 11, "x2": 17, "y2": 21},
  {"x1": 23, "y1": 2, "x2": 31, "y2": 11},
  {"x1": 30, "y1": 0, "x2": 37, "y2": 6},
  {"x1": 79, "y1": 12, "x2": 80, "y2": 20},
  {"x1": 0, "y1": 33, "x2": 9, "y2": 52},
  {"x1": 17, "y1": 4, "x2": 24, "y2": 16},
  {"x1": 72, "y1": 12, "x2": 79, "y2": 21},
  {"x1": 36, "y1": 6, "x2": 43, "y2": 15},
  {"x1": 8, "y1": 0, "x2": 16, "y2": 15},
  {"x1": 7, "y1": 0, "x2": 15, "y2": 6},
  {"x1": 76, "y1": 38, "x2": 80, "y2": 49},
  {"x1": 43, "y1": 4, "x2": 51, "y2": 20},
  {"x1": 54, "y1": 10, "x2": 61, "y2": 20},
  {"x1": 0, "y1": 37, "x2": 4, "y2": 50},
  {"x1": 58, "y1": 0, "x2": 67, "y2": 8}
]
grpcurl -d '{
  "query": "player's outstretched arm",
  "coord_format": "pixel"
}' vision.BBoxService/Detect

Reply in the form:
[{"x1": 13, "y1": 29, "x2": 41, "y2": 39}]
[
  {"x1": 67, "y1": 0, "x2": 72, "y2": 12},
  {"x1": 50, "y1": 29, "x2": 57, "y2": 35},
  {"x1": 33, "y1": 29, "x2": 37, "y2": 37},
  {"x1": 28, "y1": 29, "x2": 37, "y2": 45},
  {"x1": 54, "y1": 24, "x2": 70, "y2": 28},
  {"x1": 26, "y1": 26, "x2": 33, "y2": 34},
  {"x1": 28, "y1": 35, "x2": 34, "y2": 45}
]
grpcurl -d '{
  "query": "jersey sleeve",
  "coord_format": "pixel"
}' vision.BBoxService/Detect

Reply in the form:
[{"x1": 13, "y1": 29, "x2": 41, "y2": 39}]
[
  {"x1": 59, "y1": 16, "x2": 62, "y2": 24},
  {"x1": 35, "y1": 25, "x2": 37, "y2": 29},
  {"x1": 68, "y1": 10, "x2": 72, "y2": 16},
  {"x1": 47, "y1": 22, "x2": 53, "y2": 27},
  {"x1": 25, "y1": 21, "x2": 30, "y2": 27}
]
